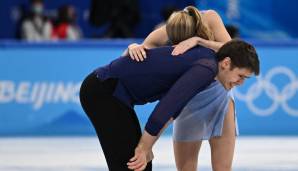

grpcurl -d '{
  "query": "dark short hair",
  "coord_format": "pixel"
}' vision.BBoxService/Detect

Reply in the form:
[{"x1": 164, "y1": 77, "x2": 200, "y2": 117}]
[{"x1": 216, "y1": 39, "x2": 260, "y2": 75}]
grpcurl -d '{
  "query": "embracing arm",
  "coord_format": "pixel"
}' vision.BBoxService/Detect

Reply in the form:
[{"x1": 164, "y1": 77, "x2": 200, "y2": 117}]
[
  {"x1": 123, "y1": 26, "x2": 169, "y2": 61},
  {"x1": 207, "y1": 10, "x2": 231, "y2": 43},
  {"x1": 142, "y1": 25, "x2": 169, "y2": 48},
  {"x1": 195, "y1": 10, "x2": 232, "y2": 51},
  {"x1": 142, "y1": 10, "x2": 231, "y2": 48},
  {"x1": 125, "y1": 10, "x2": 231, "y2": 61},
  {"x1": 196, "y1": 10, "x2": 231, "y2": 51},
  {"x1": 172, "y1": 36, "x2": 224, "y2": 54},
  {"x1": 172, "y1": 10, "x2": 231, "y2": 54}
]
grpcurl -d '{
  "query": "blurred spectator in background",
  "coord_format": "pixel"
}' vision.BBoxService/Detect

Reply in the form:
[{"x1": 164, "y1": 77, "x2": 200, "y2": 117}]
[
  {"x1": 89, "y1": 0, "x2": 140, "y2": 38},
  {"x1": 21, "y1": 0, "x2": 52, "y2": 41},
  {"x1": 225, "y1": 24, "x2": 240, "y2": 38},
  {"x1": 154, "y1": 5, "x2": 178, "y2": 29},
  {"x1": 51, "y1": 5, "x2": 82, "y2": 40},
  {"x1": 15, "y1": 4, "x2": 27, "y2": 39}
]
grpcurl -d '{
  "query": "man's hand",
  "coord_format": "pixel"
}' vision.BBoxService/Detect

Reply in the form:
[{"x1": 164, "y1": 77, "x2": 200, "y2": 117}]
[{"x1": 127, "y1": 145, "x2": 151, "y2": 171}]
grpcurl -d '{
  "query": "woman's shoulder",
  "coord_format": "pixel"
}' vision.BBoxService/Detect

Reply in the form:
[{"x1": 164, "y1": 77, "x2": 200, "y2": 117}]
[
  {"x1": 201, "y1": 10, "x2": 221, "y2": 20},
  {"x1": 201, "y1": 9, "x2": 219, "y2": 16},
  {"x1": 201, "y1": 10, "x2": 222, "y2": 27}
]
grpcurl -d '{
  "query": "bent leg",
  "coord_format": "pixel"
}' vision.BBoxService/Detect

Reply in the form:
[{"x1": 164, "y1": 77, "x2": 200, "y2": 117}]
[
  {"x1": 173, "y1": 141, "x2": 202, "y2": 171},
  {"x1": 209, "y1": 99, "x2": 236, "y2": 171},
  {"x1": 80, "y1": 73, "x2": 152, "y2": 171}
]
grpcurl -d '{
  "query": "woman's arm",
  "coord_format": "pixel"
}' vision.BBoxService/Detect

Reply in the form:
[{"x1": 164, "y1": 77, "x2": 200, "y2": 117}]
[
  {"x1": 206, "y1": 10, "x2": 231, "y2": 42},
  {"x1": 126, "y1": 9, "x2": 231, "y2": 60},
  {"x1": 124, "y1": 26, "x2": 169, "y2": 61},
  {"x1": 172, "y1": 10, "x2": 231, "y2": 54},
  {"x1": 171, "y1": 36, "x2": 224, "y2": 55},
  {"x1": 143, "y1": 25, "x2": 169, "y2": 48}
]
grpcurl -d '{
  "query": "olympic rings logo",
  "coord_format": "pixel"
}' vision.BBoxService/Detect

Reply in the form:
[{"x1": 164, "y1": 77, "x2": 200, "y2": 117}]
[{"x1": 233, "y1": 66, "x2": 298, "y2": 117}]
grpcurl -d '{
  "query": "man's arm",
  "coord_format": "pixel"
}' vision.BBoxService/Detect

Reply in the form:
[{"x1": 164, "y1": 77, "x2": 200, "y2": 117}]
[
  {"x1": 127, "y1": 61, "x2": 216, "y2": 170},
  {"x1": 144, "y1": 62, "x2": 216, "y2": 136}
]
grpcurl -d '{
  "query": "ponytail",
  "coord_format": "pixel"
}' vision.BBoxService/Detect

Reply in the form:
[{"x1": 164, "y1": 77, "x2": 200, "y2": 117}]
[
  {"x1": 166, "y1": 5, "x2": 214, "y2": 44},
  {"x1": 184, "y1": 6, "x2": 214, "y2": 41}
]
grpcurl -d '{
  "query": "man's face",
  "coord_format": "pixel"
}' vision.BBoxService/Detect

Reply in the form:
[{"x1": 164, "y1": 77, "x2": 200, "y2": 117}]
[{"x1": 217, "y1": 57, "x2": 253, "y2": 90}]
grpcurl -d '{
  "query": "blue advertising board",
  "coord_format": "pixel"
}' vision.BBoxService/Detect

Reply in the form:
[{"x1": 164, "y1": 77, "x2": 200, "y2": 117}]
[
  {"x1": 0, "y1": 40, "x2": 298, "y2": 136},
  {"x1": 233, "y1": 43, "x2": 298, "y2": 135}
]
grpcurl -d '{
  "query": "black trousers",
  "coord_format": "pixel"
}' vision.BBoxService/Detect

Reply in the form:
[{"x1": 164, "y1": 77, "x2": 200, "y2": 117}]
[{"x1": 79, "y1": 73, "x2": 152, "y2": 171}]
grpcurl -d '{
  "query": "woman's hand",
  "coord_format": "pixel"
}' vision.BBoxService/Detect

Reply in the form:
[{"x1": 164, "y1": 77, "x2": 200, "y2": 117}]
[
  {"x1": 128, "y1": 43, "x2": 147, "y2": 62},
  {"x1": 127, "y1": 145, "x2": 152, "y2": 171},
  {"x1": 171, "y1": 37, "x2": 199, "y2": 56}
]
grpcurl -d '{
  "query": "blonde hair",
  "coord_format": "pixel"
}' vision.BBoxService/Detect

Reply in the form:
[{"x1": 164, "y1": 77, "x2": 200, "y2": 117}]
[{"x1": 166, "y1": 6, "x2": 214, "y2": 44}]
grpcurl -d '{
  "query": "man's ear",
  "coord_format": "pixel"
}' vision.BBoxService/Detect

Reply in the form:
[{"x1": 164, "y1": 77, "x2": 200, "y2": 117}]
[{"x1": 221, "y1": 57, "x2": 231, "y2": 69}]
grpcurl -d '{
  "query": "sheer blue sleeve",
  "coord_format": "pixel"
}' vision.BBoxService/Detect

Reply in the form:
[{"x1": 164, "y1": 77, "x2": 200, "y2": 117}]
[{"x1": 145, "y1": 59, "x2": 217, "y2": 136}]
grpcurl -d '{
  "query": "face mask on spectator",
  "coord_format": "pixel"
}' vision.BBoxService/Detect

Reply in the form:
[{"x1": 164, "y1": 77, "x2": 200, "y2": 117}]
[{"x1": 32, "y1": 4, "x2": 43, "y2": 15}]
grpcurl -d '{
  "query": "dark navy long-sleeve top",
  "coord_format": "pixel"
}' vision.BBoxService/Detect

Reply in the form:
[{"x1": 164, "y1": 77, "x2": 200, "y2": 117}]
[{"x1": 94, "y1": 46, "x2": 218, "y2": 136}]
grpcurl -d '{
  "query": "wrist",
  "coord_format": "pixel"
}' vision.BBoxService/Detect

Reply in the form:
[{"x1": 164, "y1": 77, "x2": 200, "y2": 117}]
[
  {"x1": 194, "y1": 36, "x2": 203, "y2": 45},
  {"x1": 136, "y1": 142, "x2": 151, "y2": 153},
  {"x1": 136, "y1": 130, "x2": 158, "y2": 154},
  {"x1": 128, "y1": 43, "x2": 139, "y2": 49}
]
